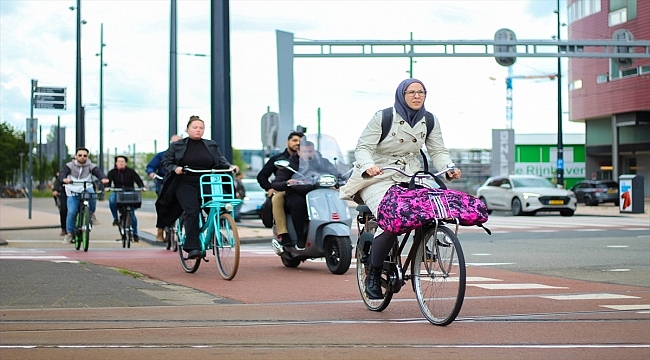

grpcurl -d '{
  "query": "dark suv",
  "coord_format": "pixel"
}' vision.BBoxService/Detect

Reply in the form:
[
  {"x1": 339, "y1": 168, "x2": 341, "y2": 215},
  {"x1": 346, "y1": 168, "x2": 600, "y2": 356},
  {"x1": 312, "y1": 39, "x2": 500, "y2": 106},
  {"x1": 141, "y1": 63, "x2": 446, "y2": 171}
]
[{"x1": 570, "y1": 180, "x2": 619, "y2": 206}]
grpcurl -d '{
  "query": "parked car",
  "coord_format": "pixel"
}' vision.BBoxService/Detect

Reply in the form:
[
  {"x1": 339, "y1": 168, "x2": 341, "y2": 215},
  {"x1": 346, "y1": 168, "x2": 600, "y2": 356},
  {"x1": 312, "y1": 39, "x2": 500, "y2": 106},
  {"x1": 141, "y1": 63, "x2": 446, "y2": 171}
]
[
  {"x1": 239, "y1": 178, "x2": 266, "y2": 218},
  {"x1": 569, "y1": 180, "x2": 619, "y2": 206},
  {"x1": 476, "y1": 175, "x2": 577, "y2": 216}
]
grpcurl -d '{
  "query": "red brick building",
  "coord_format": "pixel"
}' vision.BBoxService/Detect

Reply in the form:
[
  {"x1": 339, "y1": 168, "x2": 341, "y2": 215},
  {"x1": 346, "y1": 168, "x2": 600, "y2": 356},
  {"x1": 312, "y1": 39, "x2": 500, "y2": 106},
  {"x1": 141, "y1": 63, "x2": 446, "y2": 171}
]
[{"x1": 567, "y1": 0, "x2": 649, "y2": 195}]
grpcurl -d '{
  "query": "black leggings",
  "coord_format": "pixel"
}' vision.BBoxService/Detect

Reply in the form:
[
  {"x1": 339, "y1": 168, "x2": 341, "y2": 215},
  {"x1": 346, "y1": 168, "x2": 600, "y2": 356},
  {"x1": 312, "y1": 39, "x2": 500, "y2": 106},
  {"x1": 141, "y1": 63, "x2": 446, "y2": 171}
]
[
  {"x1": 284, "y1": 192, "x2": 308, "y2": 244},
  {"x1": 371, "y1": 231, "x2": 398, "y2": 268},
  {"x1": 175, "y1": 179, "x2": 202, "y2": 251}
]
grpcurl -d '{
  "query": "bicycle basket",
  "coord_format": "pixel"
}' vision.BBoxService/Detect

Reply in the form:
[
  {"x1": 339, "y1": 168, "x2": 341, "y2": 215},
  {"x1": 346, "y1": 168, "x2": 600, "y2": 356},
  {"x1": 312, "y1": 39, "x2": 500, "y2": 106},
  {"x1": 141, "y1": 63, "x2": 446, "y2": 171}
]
[{"x1": 115, "y1": 191, "x2": 142, "y2": 209}]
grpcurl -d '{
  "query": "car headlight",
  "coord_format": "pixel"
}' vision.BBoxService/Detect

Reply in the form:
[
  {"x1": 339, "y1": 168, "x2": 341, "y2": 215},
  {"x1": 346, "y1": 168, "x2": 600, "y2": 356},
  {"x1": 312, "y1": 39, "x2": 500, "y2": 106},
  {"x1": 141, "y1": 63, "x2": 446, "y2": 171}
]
[{"x1": 522, "y1": 192, "x2": 540, "y2": 199}]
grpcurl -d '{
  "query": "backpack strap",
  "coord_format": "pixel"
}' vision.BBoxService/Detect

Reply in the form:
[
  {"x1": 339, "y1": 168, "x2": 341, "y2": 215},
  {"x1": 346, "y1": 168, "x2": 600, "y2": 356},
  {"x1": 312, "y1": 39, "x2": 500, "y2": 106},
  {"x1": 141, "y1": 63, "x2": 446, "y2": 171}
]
[{"x1": 378, "y1": 107, "x2": 435, "y2": 145}]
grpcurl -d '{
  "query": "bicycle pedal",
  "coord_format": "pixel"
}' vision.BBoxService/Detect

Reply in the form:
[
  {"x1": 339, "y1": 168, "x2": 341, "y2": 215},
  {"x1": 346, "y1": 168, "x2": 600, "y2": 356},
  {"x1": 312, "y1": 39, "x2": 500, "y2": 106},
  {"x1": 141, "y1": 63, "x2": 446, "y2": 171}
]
[{"x1": 203, "y1": 257, "x2": 209, "y2": 262}]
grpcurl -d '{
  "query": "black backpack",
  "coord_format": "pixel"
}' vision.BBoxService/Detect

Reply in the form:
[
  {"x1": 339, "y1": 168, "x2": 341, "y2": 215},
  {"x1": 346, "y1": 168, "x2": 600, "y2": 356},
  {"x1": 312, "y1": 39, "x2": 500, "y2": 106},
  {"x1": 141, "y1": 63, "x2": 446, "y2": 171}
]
[
  {"x1": 260, "y1": 195, "x2": 274, "y2": 228},
  {"x1": 378, "y1": 107, "x2": 435, "y2": 144}
]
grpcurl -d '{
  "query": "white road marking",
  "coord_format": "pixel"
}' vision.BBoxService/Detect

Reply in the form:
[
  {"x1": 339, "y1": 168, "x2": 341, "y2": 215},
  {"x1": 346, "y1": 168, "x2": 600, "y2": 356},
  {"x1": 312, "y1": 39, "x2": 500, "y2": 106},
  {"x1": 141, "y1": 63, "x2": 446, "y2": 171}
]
[
  {"x1": 468, "y1": 283, "x2": 568, "y2": 290},
  {"x1": 600, "y1": 304, "x2": 650, "y2": 312},
  {"x1": 0, "y1": 255, "x2": 68, "y2": 260},
  {"x1": 606, "y1": 245, "x2": 629, "y2": 248},
  {"x1": 541, "y1": 293, "x2": 640, "y2": 300},
  {"x1": 603, "y1": 268, "x2": 631, "y2": 272},
  {"x1": 466, "y1": 262, "x2": 515, "y2": 266}
]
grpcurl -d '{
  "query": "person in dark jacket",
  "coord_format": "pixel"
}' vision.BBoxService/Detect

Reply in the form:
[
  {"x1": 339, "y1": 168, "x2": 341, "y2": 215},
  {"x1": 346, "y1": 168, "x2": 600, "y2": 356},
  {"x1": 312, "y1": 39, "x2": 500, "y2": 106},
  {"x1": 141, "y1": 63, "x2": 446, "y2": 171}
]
[
  {"x1": 256, "y1": 131, "x2": 303, "y2": 242},
  {"x1": 52, "y1": 171, "x2": 68, "y2": 236},
  {"x1": 271, "y1": 140, "x2": 336, "y2": 249},
  {"x1": 147, "y1": 134, "x2": 182, "y2": 241},
  {"x1": 106, "y1": 155, "x2": 146, "y2": 241},
  {"x1": 156, "y1": 116, "x2": 238, "y2": 260}
]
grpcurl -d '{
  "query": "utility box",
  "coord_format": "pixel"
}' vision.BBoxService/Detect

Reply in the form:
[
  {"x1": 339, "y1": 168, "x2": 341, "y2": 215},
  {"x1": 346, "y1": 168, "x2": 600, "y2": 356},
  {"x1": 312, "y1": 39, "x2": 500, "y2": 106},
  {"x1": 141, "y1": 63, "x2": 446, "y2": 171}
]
[{"x1": 619, "y1": 175, "x2": 645, "y2": 214}]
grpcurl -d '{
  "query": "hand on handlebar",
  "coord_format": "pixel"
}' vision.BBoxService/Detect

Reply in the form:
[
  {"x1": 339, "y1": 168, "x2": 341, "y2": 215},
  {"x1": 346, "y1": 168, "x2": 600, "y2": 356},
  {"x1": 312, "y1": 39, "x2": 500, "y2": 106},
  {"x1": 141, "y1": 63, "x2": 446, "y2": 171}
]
[
  {"x1": 446, "y1": 168, "x2": 462, "y2": 180},
  {"x1": 364, "y1": 165, "x2": 383, "y2": 177}
]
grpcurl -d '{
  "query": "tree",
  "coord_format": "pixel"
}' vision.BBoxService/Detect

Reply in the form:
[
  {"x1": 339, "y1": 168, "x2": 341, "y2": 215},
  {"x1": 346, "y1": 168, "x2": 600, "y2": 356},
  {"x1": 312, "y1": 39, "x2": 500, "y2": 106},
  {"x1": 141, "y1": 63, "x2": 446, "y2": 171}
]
[{"x1": 0, "y1": 122, "x2": 29, "y2": 184}]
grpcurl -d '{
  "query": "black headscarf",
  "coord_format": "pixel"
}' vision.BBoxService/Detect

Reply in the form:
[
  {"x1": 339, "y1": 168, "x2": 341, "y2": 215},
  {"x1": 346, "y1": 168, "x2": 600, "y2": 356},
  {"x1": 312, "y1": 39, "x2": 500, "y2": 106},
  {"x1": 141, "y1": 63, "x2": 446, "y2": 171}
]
[{"x1": 394, "y1": 78, "x2": 427, "y2": 127}]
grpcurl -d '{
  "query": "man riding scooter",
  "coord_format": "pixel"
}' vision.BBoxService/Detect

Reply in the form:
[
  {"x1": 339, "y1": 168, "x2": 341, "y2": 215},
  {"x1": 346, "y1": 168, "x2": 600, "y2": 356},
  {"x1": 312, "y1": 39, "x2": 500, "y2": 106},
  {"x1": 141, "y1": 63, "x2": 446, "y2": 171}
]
[{"x1": 271, "y1": 140, "x2": 338, "y2": 250}]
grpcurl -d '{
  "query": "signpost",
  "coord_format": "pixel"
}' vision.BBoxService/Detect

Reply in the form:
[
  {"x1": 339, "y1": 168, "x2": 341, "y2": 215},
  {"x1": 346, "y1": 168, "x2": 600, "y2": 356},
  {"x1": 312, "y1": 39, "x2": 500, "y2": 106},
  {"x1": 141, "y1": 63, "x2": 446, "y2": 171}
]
[
  {"x1": 27, "y1": 80, "x2": 66, "y2": 219},
  {"x1": 33, "y1": 87, "x2": 67, "y2": 109}
]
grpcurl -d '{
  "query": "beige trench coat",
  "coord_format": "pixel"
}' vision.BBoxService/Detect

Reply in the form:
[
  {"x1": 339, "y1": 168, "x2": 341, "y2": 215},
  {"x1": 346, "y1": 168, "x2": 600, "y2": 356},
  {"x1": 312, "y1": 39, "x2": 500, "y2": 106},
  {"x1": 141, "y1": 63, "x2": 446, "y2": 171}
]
[{"x1": 340, "y1": 109, "x2": 455, "y2": 218}]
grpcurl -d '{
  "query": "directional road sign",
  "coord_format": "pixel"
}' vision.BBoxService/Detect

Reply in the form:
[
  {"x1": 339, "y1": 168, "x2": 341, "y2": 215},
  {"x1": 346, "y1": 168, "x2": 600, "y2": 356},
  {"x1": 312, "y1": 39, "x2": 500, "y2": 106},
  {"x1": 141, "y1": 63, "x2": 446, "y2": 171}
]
[
  {"x1": 35, "y1": 87, "x2": 66, "y2": 94},
  {"x1": 33, "y1": 86, "x2": 67, "y2": 110}
]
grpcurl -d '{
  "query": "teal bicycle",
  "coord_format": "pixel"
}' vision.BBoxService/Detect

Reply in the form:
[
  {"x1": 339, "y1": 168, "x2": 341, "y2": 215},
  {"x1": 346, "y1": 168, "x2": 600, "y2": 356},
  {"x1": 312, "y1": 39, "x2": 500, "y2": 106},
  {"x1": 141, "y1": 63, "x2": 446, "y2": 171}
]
[{"x1": 177, "y1": 167, "x2": 242, "y2": 280}]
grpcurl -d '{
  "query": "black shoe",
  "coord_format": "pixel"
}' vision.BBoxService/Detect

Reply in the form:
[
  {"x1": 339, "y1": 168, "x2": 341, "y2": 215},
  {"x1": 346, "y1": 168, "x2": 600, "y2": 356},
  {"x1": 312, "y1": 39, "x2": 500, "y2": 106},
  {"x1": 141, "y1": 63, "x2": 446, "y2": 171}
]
[
  {"x1": 112, "y1": 219, "x2": 119, "y2": 226},
  {"x1": 280, "y1": 233, "x2": 292, "y2": 247},
  {"x1": 133, "y1": 235, "x2": 139, "y2": 242},
  {"x1": 186, "y1": 250, "x2": 202, "y2": 259},
  {"x1": 365, "y1": 265, "x2": 383, "y2": 300}
]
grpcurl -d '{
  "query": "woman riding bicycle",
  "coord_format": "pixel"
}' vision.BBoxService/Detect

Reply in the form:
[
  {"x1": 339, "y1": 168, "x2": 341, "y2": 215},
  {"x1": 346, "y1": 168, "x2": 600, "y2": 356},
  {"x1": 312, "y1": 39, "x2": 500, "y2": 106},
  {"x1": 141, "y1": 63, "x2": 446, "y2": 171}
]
[
  {"x1": 156, "y1": 116, "x2": 238, "y2": 260},
  {"x1": 340, "y1": 78, "x2": 462, "y2": 299},
  {"x1": 106, "y1": 155, "x2": 146, "y2": 242}
]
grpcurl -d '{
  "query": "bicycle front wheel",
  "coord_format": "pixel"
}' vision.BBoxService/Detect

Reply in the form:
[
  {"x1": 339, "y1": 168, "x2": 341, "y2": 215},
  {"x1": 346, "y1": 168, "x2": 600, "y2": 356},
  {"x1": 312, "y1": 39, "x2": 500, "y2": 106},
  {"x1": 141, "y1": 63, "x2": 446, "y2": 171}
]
[
  {"x1": 81, "y1": 206, "x2": 90, "y2": 252},
  {"x1": 74, "y1": 212, "x2": 82, "y2": 251},
  {"x1": 214, "y1": 213, "x2": 240, "y2": 280},
  {"x1": 412, "y1": 225, "x2": 466, "y2": 326},
  {"x1": 124, "y1": 211, "x2": 133, "y2": 249}
]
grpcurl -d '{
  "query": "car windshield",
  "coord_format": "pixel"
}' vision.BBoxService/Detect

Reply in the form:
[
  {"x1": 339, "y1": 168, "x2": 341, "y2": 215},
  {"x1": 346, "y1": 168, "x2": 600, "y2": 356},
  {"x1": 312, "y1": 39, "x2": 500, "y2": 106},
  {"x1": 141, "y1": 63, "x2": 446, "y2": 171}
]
[
  {"x1": 596, "y1": 182, "x2": 617, "y2": 189},
  {"x1": 512, "y1": 177, "x2": 555, "y2": 188}
]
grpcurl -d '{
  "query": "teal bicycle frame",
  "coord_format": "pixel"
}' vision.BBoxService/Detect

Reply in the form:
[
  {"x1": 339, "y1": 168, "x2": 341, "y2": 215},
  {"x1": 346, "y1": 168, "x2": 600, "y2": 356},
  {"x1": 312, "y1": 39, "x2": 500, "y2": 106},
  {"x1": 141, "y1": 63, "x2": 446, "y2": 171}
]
[{"x1": 177, "y1": 170, "x2": 243, "y2": 279}]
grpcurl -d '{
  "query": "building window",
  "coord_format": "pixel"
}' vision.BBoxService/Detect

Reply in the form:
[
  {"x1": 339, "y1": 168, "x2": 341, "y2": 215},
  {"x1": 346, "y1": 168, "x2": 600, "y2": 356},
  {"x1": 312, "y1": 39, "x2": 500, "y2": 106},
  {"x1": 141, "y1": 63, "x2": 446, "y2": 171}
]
[
  {"x1": 569, "y1": 79, "x2": 583, "y2": 91},
  {"x1": 596, "y1": 74, "x2": 609, "y2": 84},
  {"x1": 641, "y1": 65, "x2": 650, "y2": 74},
  {"x1": 568, "y1": 0, "x2": 602, "y2": 24},
  {"x1": 621, "y1": 68, "x2": 639, "y2": 77},
  {"x1": 609, "y1": 8, "x2": 627, "y2": 26}
]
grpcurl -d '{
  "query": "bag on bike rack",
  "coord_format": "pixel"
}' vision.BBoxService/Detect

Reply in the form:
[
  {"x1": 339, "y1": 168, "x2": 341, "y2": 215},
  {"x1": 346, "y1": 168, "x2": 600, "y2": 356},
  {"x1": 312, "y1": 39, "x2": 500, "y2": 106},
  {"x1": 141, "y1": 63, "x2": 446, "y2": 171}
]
[
  {"x1": 377, "y1": 171, "x2": 490, "y2": 235},
  {"x1": 260, "y1": 195, "x2": 274, "y2": 228}
]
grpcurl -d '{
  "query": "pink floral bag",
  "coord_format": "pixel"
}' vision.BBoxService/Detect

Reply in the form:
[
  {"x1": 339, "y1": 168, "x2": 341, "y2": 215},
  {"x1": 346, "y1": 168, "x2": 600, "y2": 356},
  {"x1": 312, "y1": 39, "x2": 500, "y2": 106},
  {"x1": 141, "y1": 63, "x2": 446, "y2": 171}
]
[{"x1": 376, "y1": 171, "x2": 490, "y2": 235}]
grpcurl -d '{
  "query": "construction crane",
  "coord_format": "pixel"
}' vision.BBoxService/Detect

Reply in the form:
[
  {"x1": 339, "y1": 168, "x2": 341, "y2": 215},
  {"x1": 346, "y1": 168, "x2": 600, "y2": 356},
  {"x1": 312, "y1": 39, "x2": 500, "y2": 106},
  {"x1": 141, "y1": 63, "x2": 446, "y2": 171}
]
[{"x1": 492, "y1": 67, "x2": 558, "y2": 129}]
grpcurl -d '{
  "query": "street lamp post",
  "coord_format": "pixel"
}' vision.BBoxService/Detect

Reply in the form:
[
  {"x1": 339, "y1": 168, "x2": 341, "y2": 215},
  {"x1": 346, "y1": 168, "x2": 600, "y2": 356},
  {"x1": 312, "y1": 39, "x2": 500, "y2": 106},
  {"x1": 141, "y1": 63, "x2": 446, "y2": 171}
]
[
  {"x1": 96, "y1": 23, "x2": 107, "y2": 172},
  {"x1": 555, "y1": 0, "x2": 564, "y2": 188},
  {"x1": 70, "y1": 1, "x2": 86, "y2": 149}
]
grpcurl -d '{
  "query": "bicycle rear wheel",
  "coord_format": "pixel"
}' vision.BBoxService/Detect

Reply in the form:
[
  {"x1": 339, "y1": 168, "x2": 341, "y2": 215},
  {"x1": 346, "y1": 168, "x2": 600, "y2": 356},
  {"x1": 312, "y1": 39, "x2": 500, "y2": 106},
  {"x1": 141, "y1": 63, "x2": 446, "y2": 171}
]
[
  {"x1": 412, "y1": 225, "x2": 466, "y2": 326},
  {"x1": 356, "y1": 231, "x2": 393, "y2": 312},
  {"x1": 177, "y1": 215, "x2": 200, "y2": 273},
  {"x1": 81, "y1": 206, "x2": 90, "y2": 252},
  {"x1": 214, "y1": 213, "x2": 240, "y2": 280}
]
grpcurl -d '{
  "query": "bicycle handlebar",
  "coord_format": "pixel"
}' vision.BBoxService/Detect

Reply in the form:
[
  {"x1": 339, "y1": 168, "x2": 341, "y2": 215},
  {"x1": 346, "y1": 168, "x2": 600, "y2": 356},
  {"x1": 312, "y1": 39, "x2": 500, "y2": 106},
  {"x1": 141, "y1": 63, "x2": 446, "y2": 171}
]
[
  {"x1": 380, "y1": 166, "x2": 455, "y2": 178},
  {"x1": 104, "y1": 187, "x2": 145, "y2": 192},
  {"x1": 182, "y1": 166, "x2": 236, "y2": 174}
]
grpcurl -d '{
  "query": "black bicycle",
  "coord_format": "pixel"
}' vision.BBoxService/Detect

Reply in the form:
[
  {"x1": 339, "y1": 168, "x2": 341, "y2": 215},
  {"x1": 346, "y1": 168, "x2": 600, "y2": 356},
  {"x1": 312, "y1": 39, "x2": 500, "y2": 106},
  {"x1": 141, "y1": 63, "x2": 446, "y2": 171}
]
[
  {"x1": 66, "y1": 181, "x2": 96, "y2": 252},
  {"x1": 107, "y1": 187, "x2": 143, "y2": 248},
  {"x1": 356, "y1": 167, "x2": 466, "y2": 326}
]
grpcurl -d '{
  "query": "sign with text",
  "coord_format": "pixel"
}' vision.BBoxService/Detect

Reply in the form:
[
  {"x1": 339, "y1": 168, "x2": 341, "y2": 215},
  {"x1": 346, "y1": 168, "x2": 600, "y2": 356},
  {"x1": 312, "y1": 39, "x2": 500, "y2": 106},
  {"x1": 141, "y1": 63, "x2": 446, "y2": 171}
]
[{"x1": 33, "y1": 86, "x2": 66, "y2": 110}]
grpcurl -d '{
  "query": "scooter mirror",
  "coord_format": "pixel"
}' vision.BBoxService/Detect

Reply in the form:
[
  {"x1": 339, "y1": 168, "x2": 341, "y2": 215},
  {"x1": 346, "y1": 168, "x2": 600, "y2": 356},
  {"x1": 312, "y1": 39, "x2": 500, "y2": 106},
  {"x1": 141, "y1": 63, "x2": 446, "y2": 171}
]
[
  {"x1": 274, "y1": 160, "x2": 298, "y2": 174},
  {"x1": 274, "y1": 160, "x2": 290, "y2": 168}
]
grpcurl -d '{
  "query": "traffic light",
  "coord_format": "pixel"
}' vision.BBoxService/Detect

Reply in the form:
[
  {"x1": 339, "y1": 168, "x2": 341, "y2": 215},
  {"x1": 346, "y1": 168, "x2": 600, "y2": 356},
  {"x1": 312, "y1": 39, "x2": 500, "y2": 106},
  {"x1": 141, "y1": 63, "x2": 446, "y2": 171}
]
[
  {"x1": 494, "y1": 28, "x2": 517, "y2": 67},
  {"x1": 612, "y1": 29, "x2": 635, "y2": 68}
]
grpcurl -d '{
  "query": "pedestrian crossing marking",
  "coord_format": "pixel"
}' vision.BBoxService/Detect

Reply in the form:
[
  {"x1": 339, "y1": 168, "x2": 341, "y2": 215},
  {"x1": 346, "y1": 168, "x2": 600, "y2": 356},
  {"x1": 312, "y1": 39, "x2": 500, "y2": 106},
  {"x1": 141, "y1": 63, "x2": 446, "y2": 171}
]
[
  {"x1": 600, "y1": 304, "x2": 650, "y2": 313},
  {"x1": 541, "y1": 293, "x2": 640, "y2": 300},
  {"x1": 468, "y1": 283, "x2": 568, "y2": 290},
  {"x1": 466, "y1": 262, "x2": 515, "y2": 266}
]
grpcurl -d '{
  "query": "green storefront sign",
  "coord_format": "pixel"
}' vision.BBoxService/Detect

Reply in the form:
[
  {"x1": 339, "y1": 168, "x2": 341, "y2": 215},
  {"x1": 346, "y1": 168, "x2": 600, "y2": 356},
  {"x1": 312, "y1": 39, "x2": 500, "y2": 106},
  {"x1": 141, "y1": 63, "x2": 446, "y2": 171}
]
[{"x1": 516, "y1": 144, "x2": 586, "y2": 188}]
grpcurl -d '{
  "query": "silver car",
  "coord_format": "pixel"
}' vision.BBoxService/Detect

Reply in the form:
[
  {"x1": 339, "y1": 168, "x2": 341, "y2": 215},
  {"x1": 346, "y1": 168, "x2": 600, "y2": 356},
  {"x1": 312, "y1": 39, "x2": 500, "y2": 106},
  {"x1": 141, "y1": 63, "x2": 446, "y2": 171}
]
[
  {"x1": 477, "y1": 175, "x2": 577, "y2": 216},
  {"x1": 239, "y1": 179, "x2": 266, "y2": 218}
]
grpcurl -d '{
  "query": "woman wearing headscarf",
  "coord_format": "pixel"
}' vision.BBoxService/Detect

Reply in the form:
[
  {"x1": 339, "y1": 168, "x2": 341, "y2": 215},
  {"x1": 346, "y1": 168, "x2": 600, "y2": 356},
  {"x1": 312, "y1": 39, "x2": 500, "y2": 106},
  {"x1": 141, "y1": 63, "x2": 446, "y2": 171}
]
[
  {"x1": 156, "y1": 116, "x2": 238, "y2": 261},
  {"x1": 341, "y1": 78, "x2": 462, "y2": 299}
]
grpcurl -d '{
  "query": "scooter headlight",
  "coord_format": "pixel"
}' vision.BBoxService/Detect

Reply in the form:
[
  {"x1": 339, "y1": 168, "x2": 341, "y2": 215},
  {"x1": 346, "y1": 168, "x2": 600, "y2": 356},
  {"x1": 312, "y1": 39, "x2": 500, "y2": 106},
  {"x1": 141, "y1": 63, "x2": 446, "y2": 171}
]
[{"x1": 318, "y1": 174, "x2": 337, "y2": 187}]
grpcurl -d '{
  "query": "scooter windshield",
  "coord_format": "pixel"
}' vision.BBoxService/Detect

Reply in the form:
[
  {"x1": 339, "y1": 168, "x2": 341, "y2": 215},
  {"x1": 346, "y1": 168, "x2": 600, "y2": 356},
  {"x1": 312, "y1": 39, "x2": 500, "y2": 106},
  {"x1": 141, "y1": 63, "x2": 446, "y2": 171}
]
[{"x1": 292, "y1": 134, "x2": 352, "y2": 185}]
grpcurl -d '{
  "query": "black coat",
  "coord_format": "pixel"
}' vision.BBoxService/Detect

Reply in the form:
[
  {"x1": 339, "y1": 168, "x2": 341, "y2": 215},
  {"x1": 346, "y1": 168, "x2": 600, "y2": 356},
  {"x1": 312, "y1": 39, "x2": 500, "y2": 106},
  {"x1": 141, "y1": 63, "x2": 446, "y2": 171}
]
[
  {"x1": 155, "y1": 138, "x2": 232, "y2": 227},
  {"x1": 256, "y1": 149, "x2": 292, "y2": 191}
]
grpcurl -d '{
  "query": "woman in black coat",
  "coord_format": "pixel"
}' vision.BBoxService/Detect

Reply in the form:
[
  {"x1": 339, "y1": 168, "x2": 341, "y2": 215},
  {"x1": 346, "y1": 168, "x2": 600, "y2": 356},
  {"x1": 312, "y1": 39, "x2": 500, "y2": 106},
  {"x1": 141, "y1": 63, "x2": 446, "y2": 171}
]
[{"x1": 156, "y1": 116, "x2": 238, "y2": 260}]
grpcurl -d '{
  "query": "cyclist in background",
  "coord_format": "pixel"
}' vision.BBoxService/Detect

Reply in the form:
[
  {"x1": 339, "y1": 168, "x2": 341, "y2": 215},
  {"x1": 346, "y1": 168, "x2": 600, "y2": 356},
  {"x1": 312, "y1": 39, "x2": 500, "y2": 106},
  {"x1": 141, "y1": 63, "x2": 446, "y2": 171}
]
[
  {"x1": 147, "y1": 134, "x2": 182, "y2": 241},
  {"x1": 59, "y1": 147, "x2": 109, "y2": 244},
  {"x1": 106, "y1": 155, "x2": 146, "y2": 242}
]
